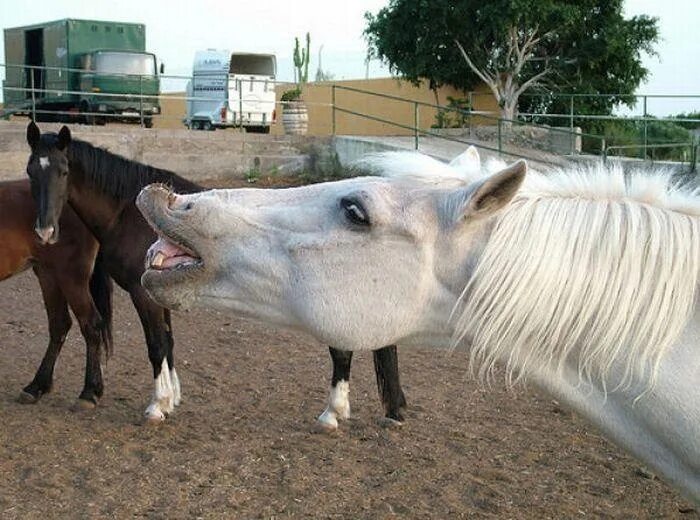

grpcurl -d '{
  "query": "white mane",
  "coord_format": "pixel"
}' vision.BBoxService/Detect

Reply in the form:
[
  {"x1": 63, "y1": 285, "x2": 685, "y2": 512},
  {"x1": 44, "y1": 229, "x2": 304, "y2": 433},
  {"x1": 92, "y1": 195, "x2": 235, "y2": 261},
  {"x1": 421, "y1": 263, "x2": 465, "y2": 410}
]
[
  {"x1": 453, "y1": 162, "x2": 700, "y2": 391},
  {"x1": 355, "y1": 148, "x2": 483, "y2": 182}
]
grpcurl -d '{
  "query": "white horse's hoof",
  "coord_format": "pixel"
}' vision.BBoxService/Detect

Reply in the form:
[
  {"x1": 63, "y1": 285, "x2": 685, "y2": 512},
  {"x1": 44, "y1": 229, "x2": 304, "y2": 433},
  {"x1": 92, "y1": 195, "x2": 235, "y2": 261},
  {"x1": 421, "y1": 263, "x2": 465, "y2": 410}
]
[{"x1": 378, "y1": 417, "x2": 404, "y2": 429}]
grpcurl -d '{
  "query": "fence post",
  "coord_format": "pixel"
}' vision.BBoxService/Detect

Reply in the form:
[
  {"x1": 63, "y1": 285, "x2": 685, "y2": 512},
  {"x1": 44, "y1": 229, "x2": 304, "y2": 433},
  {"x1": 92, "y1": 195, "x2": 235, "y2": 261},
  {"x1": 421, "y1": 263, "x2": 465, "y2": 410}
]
[
  {"x1": 569, "y1": 95, "x2": 574, "y2": 154},
  {"x1": 331, "y1": 84, "x2": 336, "y2": 135},
  {"x1": 238, "y1": 79, "x2": 244, "y2": 133},
  {"x1": 414, "y1": 101, "x2": 419, "y2": 150},
  {"x1": 468, "y1": 91, "x2": 474, "y2": 137},
  {"x1": 139, "y1": 74, "x2": 144, "y2": 127},
  {"x1": 602, "y1": 138, "x2": 607, "y2": 163},
  {"x1": 30, "y1": 66, "x2": 36, "y2": 121},
  {"x1": 497, "y1": 118, "x2": 502, "y2": 156},
  {"x1": 642, "y1": 95, "x2": 648, "y2": 160}
]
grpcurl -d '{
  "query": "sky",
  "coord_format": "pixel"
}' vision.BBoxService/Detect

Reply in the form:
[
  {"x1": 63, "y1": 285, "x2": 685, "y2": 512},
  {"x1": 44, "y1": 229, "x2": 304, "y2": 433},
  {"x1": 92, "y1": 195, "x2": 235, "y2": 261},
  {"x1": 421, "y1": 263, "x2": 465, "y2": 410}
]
[{"x1": 0, "y1": 0, "x2": 698, "y2": 115}]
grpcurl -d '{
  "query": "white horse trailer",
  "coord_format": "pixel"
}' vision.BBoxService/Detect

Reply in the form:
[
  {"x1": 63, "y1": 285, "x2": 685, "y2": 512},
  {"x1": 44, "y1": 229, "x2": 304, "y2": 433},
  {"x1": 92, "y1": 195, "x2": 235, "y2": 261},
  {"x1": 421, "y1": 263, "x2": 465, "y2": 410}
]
[{"x1": 185, "y1": 50, "x2": 276, "y2": 132}]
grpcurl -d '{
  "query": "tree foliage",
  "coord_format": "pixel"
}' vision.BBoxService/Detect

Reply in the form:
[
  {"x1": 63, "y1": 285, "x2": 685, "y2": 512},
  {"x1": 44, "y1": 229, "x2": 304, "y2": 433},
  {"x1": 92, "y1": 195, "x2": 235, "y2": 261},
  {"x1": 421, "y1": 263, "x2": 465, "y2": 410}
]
[{"x1": 364, "y1": 0, "x2": 659, "y2": 117}]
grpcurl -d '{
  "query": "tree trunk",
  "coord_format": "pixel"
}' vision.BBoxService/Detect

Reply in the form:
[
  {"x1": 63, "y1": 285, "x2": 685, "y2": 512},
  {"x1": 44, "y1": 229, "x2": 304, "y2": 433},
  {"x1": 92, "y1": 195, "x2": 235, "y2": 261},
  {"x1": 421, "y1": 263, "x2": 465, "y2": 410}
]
[{"x1": 501, "y1": 99, "x2": 517, "y2": 121}]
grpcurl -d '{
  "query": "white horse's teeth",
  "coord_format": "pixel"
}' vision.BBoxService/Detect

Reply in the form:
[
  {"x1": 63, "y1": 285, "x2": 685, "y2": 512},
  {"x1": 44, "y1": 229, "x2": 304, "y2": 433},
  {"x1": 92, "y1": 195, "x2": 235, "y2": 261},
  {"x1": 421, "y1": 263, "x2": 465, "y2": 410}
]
[{"x1": 152, "y1": 251, "x2": 165, "y2": 267}]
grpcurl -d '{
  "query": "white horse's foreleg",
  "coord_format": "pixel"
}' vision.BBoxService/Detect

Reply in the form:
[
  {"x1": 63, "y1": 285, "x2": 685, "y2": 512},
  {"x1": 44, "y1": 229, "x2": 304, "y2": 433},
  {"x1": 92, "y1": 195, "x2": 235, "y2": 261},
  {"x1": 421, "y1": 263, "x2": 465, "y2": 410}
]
[{"x1": 144, "y1": 358, "x2": 175, "y2": 422}]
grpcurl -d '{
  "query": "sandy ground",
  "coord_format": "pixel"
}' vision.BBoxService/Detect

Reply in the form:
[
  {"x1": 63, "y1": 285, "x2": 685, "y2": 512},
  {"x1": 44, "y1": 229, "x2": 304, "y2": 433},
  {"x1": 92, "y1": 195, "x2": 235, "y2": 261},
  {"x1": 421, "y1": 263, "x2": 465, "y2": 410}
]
[{"x1": 0, "y1": 176, "x2": 697, "y2": 519}]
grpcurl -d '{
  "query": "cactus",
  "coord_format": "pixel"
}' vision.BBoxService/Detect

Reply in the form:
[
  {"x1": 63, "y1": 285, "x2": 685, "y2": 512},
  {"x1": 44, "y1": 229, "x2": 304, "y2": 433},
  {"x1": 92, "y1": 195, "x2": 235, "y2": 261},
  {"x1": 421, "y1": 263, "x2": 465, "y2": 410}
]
[{"x1": 293, "y1": 32, "x2": 310, "y2": 86}]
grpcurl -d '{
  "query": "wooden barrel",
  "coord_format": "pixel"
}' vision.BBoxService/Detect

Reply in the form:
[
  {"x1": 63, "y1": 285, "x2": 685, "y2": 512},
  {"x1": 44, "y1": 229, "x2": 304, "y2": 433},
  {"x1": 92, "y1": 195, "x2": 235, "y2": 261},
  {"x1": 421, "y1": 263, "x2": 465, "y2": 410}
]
[{"x1": 282, "y1": 102, "x2": 308, "y2": 135}]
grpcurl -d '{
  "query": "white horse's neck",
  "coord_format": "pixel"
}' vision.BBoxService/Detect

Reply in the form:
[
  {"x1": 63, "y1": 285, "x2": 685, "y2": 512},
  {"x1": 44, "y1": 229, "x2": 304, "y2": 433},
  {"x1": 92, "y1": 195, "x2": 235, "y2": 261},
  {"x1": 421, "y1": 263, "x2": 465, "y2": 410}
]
[{"x1": 531, "y1": 309, "x2": 700, "y2": 503}]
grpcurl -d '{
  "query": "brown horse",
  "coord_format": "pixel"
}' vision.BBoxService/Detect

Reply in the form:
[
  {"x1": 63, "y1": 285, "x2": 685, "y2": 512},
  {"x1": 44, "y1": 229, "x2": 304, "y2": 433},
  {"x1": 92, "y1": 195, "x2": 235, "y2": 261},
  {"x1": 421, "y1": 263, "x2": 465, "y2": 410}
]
[
  {"x1": 25, "y1": 122, "x2": 406, "y2": 426},
  {"x1": 0, "y1": 179, "x2": 112, "y2": 406}
]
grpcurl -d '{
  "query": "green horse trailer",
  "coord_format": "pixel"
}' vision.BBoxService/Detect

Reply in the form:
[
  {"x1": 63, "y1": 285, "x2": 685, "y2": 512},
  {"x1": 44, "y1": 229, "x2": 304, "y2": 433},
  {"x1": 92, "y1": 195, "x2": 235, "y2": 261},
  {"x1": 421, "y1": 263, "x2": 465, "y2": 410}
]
[{"x1": 2, "y1": 18, "x2": 161, "y2": 126}]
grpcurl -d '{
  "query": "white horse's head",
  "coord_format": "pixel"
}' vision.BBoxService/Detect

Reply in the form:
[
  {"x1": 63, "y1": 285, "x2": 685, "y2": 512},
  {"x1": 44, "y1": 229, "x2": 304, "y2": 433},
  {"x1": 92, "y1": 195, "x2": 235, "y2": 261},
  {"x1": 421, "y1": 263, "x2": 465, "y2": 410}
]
[{"x1": 137, "y1": 149, "x2": 526, "y2": 349}]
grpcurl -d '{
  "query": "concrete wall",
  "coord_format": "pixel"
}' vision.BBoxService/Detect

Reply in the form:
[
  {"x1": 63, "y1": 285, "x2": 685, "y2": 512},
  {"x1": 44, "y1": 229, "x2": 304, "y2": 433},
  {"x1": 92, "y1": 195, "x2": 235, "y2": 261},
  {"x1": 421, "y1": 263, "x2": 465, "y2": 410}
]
[
  {"x1": 0, "y1": 121, "x2": 331, "y2": 182},
  {"x1": 153, "y1": 77, "x2": 499, "y2": 136}
]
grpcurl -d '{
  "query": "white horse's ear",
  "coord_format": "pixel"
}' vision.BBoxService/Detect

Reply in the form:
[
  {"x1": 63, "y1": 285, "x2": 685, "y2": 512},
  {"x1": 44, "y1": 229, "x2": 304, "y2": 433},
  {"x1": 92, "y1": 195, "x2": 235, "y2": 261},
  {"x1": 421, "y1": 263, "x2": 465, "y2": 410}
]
[
  {"x1": 449, "y1": 146, "x2": 481, "y2": 176},
  {"x1": 462, "y1": 160, "x2": 527, "y2": 219}
]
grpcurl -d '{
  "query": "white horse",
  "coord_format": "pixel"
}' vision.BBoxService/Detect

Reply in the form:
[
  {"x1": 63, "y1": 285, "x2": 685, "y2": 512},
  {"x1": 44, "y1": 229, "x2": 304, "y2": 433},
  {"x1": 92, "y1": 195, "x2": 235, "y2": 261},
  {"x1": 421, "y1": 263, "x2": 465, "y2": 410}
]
[{"x1": 135, "y1": 151, "x2": 700, "y2": 504}]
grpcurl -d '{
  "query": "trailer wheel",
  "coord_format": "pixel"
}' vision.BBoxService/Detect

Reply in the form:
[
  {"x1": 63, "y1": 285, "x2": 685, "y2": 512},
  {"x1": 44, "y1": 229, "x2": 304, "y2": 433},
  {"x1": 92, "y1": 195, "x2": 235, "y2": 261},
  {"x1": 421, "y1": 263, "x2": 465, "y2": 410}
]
[
  {"x1": 191, "y1": 121, "x2": 201, "y2": 130},
  {"x1": 80, "y1": 102, "x2": 95, "y2": 125},
  {"x1": 246, "y1": 125, "x2": 271, "y2": 134},
  {"x1": 202, "y1": 121, "x2": 213, "y2": 131}
]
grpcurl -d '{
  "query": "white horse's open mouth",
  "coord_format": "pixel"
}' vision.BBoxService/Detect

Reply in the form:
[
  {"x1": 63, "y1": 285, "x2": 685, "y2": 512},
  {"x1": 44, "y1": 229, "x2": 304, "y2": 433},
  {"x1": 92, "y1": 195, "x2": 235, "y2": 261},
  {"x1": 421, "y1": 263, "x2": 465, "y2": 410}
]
[{"x1": 146, "y1": 233, "x2": 202, "y2": 273}]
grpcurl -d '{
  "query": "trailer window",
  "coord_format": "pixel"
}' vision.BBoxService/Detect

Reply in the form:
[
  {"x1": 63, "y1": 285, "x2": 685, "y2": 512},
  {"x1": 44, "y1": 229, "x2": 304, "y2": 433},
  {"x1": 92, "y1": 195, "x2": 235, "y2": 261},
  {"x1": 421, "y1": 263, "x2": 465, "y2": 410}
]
[
  {"x1": 94, "y1": 52, "x2": 156, "y2": 76},
  {"x1": 229, "y1": 55, "x2": 275, "y2": 76}
]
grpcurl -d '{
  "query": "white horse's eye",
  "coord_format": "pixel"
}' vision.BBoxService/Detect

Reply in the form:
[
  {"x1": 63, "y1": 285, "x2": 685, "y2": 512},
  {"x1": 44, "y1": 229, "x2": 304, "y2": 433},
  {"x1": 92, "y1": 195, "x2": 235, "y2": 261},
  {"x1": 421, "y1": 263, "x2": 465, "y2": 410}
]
[{"x1": 340, "y1": 197, "x2": 370, "y2": 227}]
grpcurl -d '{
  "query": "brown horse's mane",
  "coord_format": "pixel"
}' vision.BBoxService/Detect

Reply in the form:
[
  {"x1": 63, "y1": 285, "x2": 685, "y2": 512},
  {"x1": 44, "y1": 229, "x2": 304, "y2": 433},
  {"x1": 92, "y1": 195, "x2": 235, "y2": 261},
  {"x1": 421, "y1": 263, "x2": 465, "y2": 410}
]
[{"x1": 66, "y1": 138, "x2": 203, "y2": 200}]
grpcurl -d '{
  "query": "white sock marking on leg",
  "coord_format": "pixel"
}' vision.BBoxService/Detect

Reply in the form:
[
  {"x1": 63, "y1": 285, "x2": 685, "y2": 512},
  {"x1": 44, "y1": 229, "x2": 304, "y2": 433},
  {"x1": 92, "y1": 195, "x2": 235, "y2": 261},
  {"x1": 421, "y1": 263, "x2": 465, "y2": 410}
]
[
  {"x1": 317, "y1": 380, "x2": 350, "y2": 429},
  {"x1": 145, "y1": 358, "x2": 174, "y2": 420},
  {"x1": 170, "y1": 368, "x2": 181, "y2": 406}
]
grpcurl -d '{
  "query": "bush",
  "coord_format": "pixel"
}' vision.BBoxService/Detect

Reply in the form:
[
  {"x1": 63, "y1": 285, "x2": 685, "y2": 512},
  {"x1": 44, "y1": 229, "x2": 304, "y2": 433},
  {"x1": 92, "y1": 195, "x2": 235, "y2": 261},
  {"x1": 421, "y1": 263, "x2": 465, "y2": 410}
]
[
  {"x1": 582, "y1": 118, "x2": 692, "y2": 160},
  {"x1": 432, "y1": 96, "x2": 471, "y2": 129},
  {"x1": 281, "y1": 88, "x2": 302, "y2": 102}
]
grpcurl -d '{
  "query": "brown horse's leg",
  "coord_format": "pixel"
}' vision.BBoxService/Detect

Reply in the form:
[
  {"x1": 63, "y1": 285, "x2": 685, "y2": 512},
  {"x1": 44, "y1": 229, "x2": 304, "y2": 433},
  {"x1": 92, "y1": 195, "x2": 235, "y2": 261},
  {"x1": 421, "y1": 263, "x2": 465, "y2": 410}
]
[
  {"x1": 20, "y1": 266, "x2": 72, "y2": 403},
  {"x1": 317, "y1": 347, "x2": 353, "y2": 432},
  {"x1": 373, "y1": 345, "x2": 406, "y2": 426},
  {"x1": 164, "y1": 309, "x2": 180, "y2": 406},
  {"x1": 57, "y1": 271, "x2": 105, "y2": 407},
  {"x1": 129, "y1": 286, "x2": 177, "y2": 422}
]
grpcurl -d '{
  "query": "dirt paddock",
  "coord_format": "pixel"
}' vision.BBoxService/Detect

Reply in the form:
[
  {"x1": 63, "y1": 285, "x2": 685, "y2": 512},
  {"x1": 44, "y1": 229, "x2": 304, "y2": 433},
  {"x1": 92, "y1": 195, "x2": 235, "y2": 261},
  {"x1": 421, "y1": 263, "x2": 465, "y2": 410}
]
[{"x1": 0, "y1": 176, "x2": 697, "y2": 519}]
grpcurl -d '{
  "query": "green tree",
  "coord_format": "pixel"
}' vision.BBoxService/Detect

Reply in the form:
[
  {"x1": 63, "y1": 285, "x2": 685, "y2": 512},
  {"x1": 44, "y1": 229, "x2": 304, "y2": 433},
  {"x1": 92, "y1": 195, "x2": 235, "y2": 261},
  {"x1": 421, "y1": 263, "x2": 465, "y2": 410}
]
[{"x1": 364, "y1": 0, "x2": 659, "y2": 119}]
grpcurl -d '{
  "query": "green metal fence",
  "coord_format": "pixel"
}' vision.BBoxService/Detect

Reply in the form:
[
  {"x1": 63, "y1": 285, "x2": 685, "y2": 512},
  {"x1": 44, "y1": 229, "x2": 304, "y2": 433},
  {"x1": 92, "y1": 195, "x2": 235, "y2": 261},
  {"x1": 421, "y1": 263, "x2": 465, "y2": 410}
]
[
  {"x1": 331, "y1": 85, "x2": 699, "y2": 172},
  {"x1": 331, "y1": 84, "x2": 604, "y2": 166}
]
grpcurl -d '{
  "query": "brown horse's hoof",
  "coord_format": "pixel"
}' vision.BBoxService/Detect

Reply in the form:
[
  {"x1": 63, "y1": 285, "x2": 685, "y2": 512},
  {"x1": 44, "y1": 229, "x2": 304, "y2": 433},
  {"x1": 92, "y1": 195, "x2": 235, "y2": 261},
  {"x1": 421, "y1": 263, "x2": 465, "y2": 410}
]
[
  {"x1": 377, "y1": 417, "x2": 404, "y2": 429},
  {"x1": 313, "y1": 420, "x2": 339, "y2": 435},
  {"x1": 17, "y1": 390, "x2": 40, "y2": 404},
  {"x1": 72, "y1": 399, "x2": 97, "y2": 412},
  {"x1": 144, "y1": 407, "x2": 166, "y2": 425}
]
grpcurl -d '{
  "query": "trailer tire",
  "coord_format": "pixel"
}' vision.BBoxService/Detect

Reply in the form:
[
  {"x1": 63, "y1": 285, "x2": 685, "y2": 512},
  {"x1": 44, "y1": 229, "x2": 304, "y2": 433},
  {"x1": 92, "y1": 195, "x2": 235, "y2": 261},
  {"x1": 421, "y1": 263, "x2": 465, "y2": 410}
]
[
  {"x1": 144, "y1": 117, "x2": 153, "y2": 129},
  {"x1": 80, "y1": 102, "x2": 95, "y2": 125},
  {"x1": 191, "y1": 121, "x2": 201, "y2": 130},
  {"x1": 202, "y1": 121, "x2": 213, "y2": 131}
]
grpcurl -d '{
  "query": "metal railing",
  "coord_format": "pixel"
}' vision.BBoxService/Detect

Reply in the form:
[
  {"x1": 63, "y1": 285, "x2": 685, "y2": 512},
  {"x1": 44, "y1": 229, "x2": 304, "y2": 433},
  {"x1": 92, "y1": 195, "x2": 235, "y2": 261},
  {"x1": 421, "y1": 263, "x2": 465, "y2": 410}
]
[
  {"x1": 331, "y1": 84, "x2": 605, "y2": 166},
  {"x1": 1, "y1": 62, "x2": 333, "y2": 131},
  {"x1": 475, "y1": 90, "x2": 700, "y2": 166},
  {"x1": 330, "y1": 85, "x2": 699, "y2": 171},
  {"x1": 2, "y1": 62, "x2": 698, "y2": 170}
]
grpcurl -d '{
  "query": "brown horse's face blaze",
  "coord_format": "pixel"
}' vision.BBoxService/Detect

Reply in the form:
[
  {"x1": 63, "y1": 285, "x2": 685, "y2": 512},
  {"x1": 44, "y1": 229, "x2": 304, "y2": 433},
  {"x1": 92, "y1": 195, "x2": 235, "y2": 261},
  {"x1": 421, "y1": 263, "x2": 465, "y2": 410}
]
[{"x1": 25, "y1": 122, "x2": 71, "y2": 244}]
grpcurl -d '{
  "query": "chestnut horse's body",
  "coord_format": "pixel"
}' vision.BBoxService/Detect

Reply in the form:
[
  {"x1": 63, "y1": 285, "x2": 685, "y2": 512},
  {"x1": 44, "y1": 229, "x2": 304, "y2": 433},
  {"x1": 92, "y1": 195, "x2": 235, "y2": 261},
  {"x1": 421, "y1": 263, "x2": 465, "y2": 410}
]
[{"x1": 0, "y1": 179, "x2": 112, "y2": 405}]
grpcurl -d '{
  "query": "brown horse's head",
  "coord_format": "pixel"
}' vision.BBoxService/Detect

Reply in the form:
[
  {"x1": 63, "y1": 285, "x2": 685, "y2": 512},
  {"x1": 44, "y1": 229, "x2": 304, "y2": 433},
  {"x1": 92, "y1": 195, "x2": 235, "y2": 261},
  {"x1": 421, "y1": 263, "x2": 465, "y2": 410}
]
[{"x1": 25, "y1": 121, "x2": 71, "y2": 244}]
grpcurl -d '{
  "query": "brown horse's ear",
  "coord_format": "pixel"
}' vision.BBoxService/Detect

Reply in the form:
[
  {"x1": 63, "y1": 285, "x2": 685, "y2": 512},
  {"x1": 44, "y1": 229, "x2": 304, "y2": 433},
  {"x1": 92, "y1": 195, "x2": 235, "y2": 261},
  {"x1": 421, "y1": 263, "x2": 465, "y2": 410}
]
[
  {"x1": 27, "y1": 121, "x2": 40, "y2": 149},
  {"x1": 56, "y1": 125, "x2": 72, "y2": 151}
]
